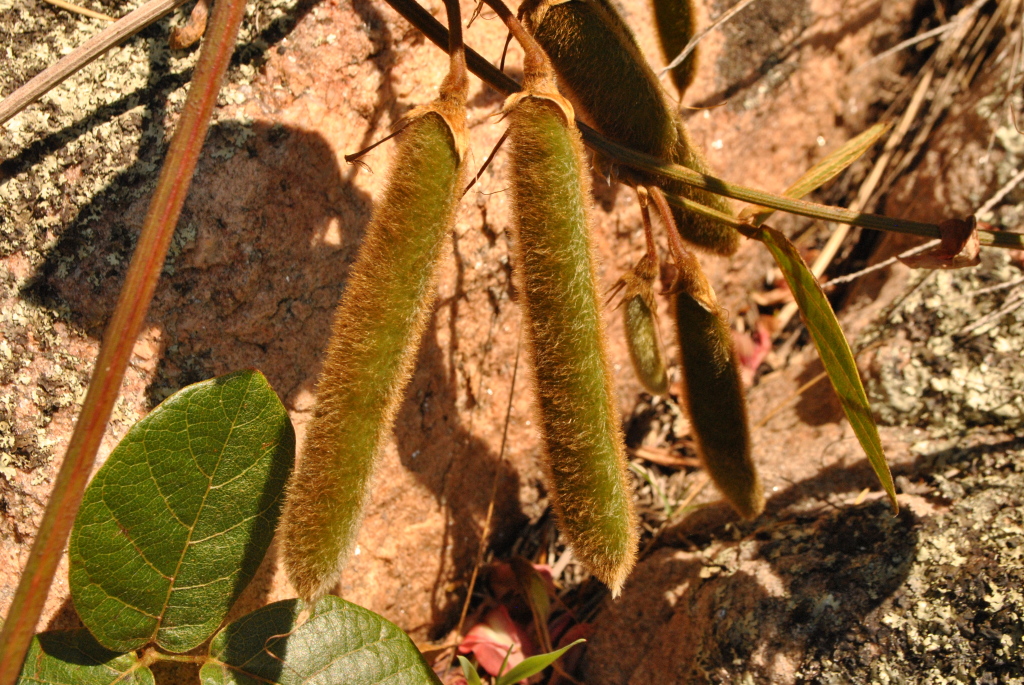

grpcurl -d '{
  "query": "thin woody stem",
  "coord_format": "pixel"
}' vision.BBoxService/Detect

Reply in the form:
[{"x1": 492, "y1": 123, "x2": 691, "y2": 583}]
[
  {"x1": 463, "y1": 129, "x2": 509, "y2": 196},
  {"x1": 443, "y1": 0, "x2": 468, "y2": 95},
  {"x1": 345, "y1": 127, "x2": 406, "y2": 164},
  {"x1": 636, "y1": 187, "x2": 659, "y2": 261},
  {"x1": 0, "y1": 0, "x2": 249, "y2": 680},
  {"x1": 647, "y1": 185, "x2": 692, "y2": 271}
]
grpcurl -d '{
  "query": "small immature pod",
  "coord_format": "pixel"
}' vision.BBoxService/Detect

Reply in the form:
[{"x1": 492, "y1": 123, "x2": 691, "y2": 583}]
[
  {"x1": 279, "y1": 34, "x2": 469, "y2": 604},
  {"x1": 613, "y1": 190, "x2": 668, "y2": 395},
  {"x1": 620, "y1": 256, "x2": 669, "y2": 395},
  {"x1": 502, "y1": 40, "x2": 638, "y2": 593},
  {"x1": 673, "y1": 248, "x2": 763, "y2": 519},
  {"x1": 519, "y1": 0, "x2": 738, "y2": 256},
  {"x1": 651, "y1": 0, "x2": 698, "y2": 96}
]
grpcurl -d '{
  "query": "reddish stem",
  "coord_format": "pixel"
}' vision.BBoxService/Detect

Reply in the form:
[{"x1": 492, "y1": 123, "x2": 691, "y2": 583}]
[{"x1": 0, "y1": 0, "x2": 248, "y2": 680}]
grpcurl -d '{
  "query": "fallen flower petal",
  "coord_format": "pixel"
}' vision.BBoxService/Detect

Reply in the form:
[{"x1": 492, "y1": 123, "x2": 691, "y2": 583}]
[{"x1": 459, "y1": 605, "x2": 534, "y2": 678}]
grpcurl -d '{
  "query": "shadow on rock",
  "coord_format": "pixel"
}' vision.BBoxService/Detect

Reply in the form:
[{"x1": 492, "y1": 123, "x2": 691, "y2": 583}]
[
  {"x1": 585, "y1": 499, "x2": 918, "y2": 684},
  {"x1": 394, "y1": 314, "x2": 527, "y2": 639},
  {"x1": 23, "y1": 119, "x2": 366, "y2": 409}
]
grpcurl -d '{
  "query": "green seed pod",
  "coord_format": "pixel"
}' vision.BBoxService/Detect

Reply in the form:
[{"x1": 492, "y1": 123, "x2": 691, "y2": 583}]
[
  {"x1": 617, "y1": 254, "x2": 669, "y2": 395},
  {"x1": 280, "y1": 70, "x2": 468, "y2": 604},
  {"x1": 673, "y1": 248, "x2": 763, "y2": 519},
  {"x1": 651, "y1": 0, "x2": 698, "y2": 96},
  {"x1": 505, "y1": 87, "x2": 638, "y2": 595},
  {"x1": 520, "y1": 0, "x2": 738, "y2": 256}
]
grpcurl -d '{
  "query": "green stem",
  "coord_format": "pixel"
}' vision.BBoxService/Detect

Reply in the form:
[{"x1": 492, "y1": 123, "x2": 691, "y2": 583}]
[
  {"x1": 0, "y1": 0, "x2": 248, "y2": 681},
  {"x1": 383, "y1": 0, "x2": 1024, "y2": 251},
  {"x1": 593, "y1": 137, "x2": 1023, "y2": 249}
]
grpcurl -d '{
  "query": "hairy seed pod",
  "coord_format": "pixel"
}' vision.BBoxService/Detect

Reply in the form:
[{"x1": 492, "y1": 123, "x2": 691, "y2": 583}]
[
  {"x1": 505, "y1": 87, "x2": 638, "y2": 595},
  {"x1": 520, "y1": 0, "x2": 738, "y2": 255},
  {"x1": 520, "y1": 0, "x2": 677, "y2": 162},
  {"x1": 669, "y1": 123, "x2": 739, "y2": 255},
  {"x1": 617, "y1": 254, "x2": 669, "y2": 395},
  {"x1": 651, "y1": 0, "x2": 698, "y2": 96},
  {"x1": 673, "y1": 249, "x2": 763, "y2": 519},
  {"x1": 280, "y1": 70, "x2": 468, "y2": 604}
]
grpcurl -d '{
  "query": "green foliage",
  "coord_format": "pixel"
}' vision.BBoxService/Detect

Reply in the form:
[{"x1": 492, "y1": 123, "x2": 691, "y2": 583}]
[
  {"x1": 18, "y1": 372, "x2": 441, "y2": 685},
  {"x1": 496, "y1": 640, "x2": 585, "y2": 685},
  {"x1": 751, "y1": 226, "x2": 897, "y2": 510},
  {"x1": 457, "y1": 641, "x2": 585, "y2": 685},
  {"x1": 16, "y1": 630, "x2": 153, "y2": 685},
  {"x1": 458, "y1": 657, "x2": 485, "y2": 685},
  {"x1": 68, "y1": 370, "x2": 295, "y2": 653},
  {"x1": 200, "y1": 597, "x2": 442, "y2": 685}
]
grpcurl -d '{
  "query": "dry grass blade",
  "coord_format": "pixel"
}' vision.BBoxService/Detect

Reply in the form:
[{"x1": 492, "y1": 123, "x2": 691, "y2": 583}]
[
  {"x1": 41, "y1": 0, "x2": 115, "y2": 22},
  {"x1": 747, "y1": 225, "x2": 897, "y2": 513},
  {"x1": 741, "y1": 122, "x2": 890, "y2": 227},
  {"x1": 773, "y1": 68, "x2": 934, "y2": 333},
  {"x1": 0, "y1": 0, "x2": 190, "y2": 126}
]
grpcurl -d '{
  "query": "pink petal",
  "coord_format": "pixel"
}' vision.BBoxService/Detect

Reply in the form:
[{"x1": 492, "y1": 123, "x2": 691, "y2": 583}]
[{"x1": 459, "y1": 606, "x2": 531, "y2": 677}]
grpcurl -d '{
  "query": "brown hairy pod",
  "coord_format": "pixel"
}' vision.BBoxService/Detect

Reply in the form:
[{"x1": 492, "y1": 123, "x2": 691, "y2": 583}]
[
  {"x1": 651, "y1": 0, "x2": 698, "y2": 96},
  {"x1": 672, "y1": 247, "x2": 763, "y2": 519},
  {"x1": 279, "y1": 24, "x2": 470, "y2": 605},
  {"x1": 669, "y1": 122, "x2": 739, "y2": 255},
  {"x1": 618, "y1": 254, "x2": 669, "y2": 395},
  {"x1": 519, "y1": 0, "x2": 738, "y2": 255},
  {"x1": 520, "y1": 0, "x2": 678, "y2": 161}
]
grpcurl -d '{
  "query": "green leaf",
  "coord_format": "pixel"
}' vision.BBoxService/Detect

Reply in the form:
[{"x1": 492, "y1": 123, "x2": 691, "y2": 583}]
[
  {"x1": 199, "y1": 597, "x2": 443, "y2": 685},
  {"x1": 751, "y1": 226, "x2": 897, "y2": 511},
  {"x1": 16, "y1": 629, "x2": 153, "y2": 685},
  {"x1": 69, "y1": 370, "x2": 295, "y2": 653},
  {"x1": 495, "y1": 639, "x2": 585, "y2": 685},
  {"x1": 741, "y1": 123, "x2": 889, "y2": 226},
  {"x1": 458, "y1": 656, "x2": 484, "y2": 685}
]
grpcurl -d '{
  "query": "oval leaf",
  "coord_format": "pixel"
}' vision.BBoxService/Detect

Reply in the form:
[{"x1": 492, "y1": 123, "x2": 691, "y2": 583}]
[
  {"x1": 495, "y1": 639, "x2": 585, "y2": 685},
  {"x1": 751, "y1": 226, "x2": 897, "y2": 511},
  {"x1": 69, "y1": 370, "x2": 295, "y2": 653},
  {"x1": 199, "y1": 597, "x2": 442, "y2": 685},
  {"x1": 16, "y1": 629, "x2": 153, "y2": 685}
]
